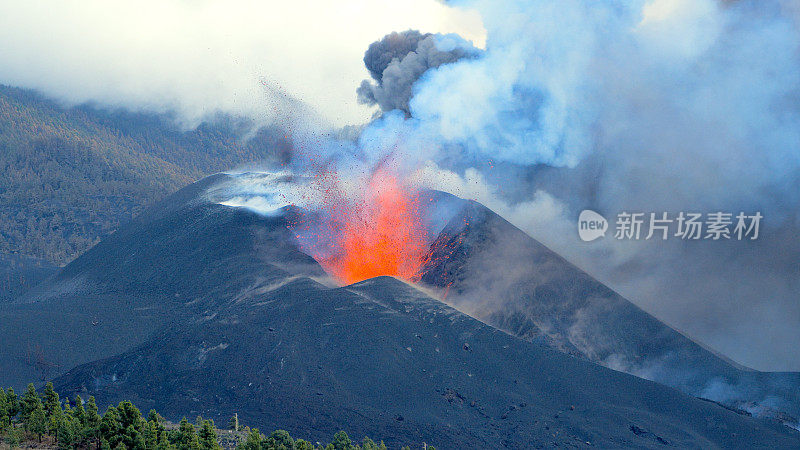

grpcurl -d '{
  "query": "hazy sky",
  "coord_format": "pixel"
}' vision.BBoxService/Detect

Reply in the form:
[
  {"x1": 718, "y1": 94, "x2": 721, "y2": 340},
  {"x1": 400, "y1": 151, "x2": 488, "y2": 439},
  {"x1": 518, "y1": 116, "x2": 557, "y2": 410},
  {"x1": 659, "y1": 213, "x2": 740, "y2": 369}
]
[
  {"x1": 1, "y1": 0, "x2": 797, "y2": 372},
  {"x1": 0, "y1": 0, "x2": 485, "y2": 127}
]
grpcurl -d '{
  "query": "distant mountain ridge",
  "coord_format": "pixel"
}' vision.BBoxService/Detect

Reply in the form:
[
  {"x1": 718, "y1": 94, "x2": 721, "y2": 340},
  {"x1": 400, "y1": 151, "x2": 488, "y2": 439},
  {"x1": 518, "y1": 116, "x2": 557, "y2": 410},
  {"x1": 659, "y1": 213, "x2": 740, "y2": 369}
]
[{"x1": 0, "y1": 85, "x2": 288, "y2": 264}]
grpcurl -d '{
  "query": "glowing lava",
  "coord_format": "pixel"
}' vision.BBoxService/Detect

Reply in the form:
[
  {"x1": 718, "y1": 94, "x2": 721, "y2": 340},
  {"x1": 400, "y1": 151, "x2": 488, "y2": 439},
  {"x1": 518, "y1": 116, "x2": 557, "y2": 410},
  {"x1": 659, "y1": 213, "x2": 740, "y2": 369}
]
[{"x1": 294, "y1": 170, "x2": 431, "y2": 285}]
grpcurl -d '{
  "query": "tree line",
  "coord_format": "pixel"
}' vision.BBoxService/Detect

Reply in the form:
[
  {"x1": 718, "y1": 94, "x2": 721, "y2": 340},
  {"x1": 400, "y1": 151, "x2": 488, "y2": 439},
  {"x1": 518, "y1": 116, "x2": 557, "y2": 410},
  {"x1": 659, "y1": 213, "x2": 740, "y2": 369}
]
[{"x1": 0, "y1": 383, "x2": 432, "y2": 450}]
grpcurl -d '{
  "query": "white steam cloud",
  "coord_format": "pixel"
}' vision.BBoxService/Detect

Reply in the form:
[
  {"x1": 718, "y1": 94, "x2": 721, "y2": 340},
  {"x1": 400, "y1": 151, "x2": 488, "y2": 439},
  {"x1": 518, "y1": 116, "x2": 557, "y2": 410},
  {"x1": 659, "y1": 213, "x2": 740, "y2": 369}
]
[
  {"x1": 0, "y1": 0, "x2": 485, "y2": 127},
  {"x1": 299, "y1": 0, "x2": 800, "y2": 371},
  {"x1": 2, "y1": 0, "x2": 798, "y2": 371}
]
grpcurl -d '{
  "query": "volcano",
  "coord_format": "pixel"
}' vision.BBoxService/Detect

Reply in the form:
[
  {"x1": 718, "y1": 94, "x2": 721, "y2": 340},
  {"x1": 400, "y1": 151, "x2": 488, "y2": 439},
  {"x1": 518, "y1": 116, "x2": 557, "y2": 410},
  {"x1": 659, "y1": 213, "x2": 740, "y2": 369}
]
[
  {"x1": 418, "y1": 194, "x2": 800, "y2": 422},
  {"x1": 0, "y1": 173, "x2": 798, "y2": 448}
]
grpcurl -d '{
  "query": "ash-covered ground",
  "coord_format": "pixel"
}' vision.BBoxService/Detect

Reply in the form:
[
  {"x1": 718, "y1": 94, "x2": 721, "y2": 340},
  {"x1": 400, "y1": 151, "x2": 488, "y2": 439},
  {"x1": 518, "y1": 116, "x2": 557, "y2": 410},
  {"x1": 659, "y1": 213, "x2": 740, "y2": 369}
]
[{"x1": 1, "y1": 173, "x2": 798, "y2": 448}]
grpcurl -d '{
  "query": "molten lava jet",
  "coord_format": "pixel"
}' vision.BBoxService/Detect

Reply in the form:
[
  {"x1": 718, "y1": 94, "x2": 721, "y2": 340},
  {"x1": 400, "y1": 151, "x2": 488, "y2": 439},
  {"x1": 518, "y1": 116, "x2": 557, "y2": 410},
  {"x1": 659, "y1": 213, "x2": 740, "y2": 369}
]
[{"x1": 291, "y1": 170, "x2": 431, "y2": 285}]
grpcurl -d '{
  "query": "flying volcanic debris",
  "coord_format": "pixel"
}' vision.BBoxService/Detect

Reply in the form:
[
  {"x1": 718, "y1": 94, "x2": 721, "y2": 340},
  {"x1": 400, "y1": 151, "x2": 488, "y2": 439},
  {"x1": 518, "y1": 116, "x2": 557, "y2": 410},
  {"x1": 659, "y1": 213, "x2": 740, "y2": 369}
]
[
  {"x1": 288, "y1": 168, "x2": 432, "y2": 285},
  {"x1": 278, "y1": 0, "x2": 800, "y2": 371}
]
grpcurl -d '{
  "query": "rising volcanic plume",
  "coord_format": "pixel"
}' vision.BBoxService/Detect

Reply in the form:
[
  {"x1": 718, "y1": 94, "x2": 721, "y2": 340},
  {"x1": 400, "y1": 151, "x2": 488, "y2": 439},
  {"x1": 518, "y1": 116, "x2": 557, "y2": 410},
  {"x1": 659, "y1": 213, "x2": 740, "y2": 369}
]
[
  {"x1": 276, "y1": 0, "x2": 800, "y2": 371},
  {"x1": 357, "y1": 30, "x2": 479, "y2": 116}
]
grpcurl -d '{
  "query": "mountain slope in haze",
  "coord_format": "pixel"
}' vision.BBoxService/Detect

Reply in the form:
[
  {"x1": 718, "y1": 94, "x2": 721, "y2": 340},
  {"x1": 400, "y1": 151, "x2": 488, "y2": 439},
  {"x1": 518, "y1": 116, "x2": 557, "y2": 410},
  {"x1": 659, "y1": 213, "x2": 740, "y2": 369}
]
[
  {"x1": 0, "y1": 85, "x2": 289, "y2": 264},
  {"x1": 420, "y1": 193, "x2": 800, "y2": 422},
  {"x1": 0, "y1": 173, "x2": 797, "y2": 448},
  {"x1": 0, "y1": 174, "x2": 321, "y2": 387}
]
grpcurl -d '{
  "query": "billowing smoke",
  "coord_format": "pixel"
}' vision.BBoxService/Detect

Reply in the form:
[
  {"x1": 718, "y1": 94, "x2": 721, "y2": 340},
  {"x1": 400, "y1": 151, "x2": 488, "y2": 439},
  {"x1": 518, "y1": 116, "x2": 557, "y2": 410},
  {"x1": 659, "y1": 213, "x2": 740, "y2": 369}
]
[
  {"x1": 0, "y1": 0, "x2": 484, "y2": 127},
  {"x1": 295, "y1": 0, "x2": 800, "y2": 371},
  {"x1": 3, "y1": 0, "x2": 796, "y2": 371},
  {"x1": 356, "y1": 30, "x2": 479, "y2": 115}
]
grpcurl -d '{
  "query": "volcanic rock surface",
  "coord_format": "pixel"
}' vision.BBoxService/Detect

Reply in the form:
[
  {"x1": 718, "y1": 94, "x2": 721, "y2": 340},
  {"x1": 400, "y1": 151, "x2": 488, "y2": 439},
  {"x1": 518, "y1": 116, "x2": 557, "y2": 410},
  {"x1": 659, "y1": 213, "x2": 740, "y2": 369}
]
[
  {"x1": 419, "y1": 192, "x2": 800, "y2": 422},
  {"x1": 0, "y1": 174, "x2": 322, "y2": 387},
  {"x1": 1, "y1": 173, "x2": 798, "y2": 448}
]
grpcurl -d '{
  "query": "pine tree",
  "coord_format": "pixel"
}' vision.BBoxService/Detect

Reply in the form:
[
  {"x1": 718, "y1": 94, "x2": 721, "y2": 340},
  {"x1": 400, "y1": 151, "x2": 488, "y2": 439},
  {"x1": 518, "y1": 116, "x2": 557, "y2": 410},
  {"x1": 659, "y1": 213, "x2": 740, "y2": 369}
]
[
  {"x1": 20, "y1": 383, "x2": 42, "y2": 421},
  {"x1": 100, "y1": 405, "x2": 123, "y2": 448},
  {"x1": 83, "y1": 396, "x2": 101, "y2": 444},
  {"x1": 237, "y1": 428, "x2": 263, "y2": 450},
  {"x1": 5, "y1": 387, "x2": 19, "y2": 418},
  {"x1": 5, "y1": 421, "x2": 22, "y2": 447},
  {"x1": 0, "y1": 411, "x2": 8, "y2": 433},
  {"x1": 156, "y1": 425, "x2": 173, "y2": 450},
  {"x1": 265, "y1": 429, "x2": 293, "y2": 450},
  {"x1": 360, "y1": 438, "x2": 387, "y2": 450},
  {"x1": 0, "y1": 387, "x2": 8, "y2": 429},
  {"x1": 57, "y1": 414, "x2": 80, "y2": 449},
  {"x1": 330, "y1": 431, "x2": 352, "y2": 450},
  {"x1": 123, "y1": 423, "x2": 147, "y2": 450},
  {"x1": 72, "y1": 395, "x2": 86, "y2": 425},
  {"x1": 85, "y1": 396, "x2": 101, "y2": 427},
  {"x1": 177, "y1": 417, "x2": 201, "y2": 450},
  {"x1": 43, "y1": 382, "x2": 61, "y2": 419},
  {"x1": 26, "y1": 403, "x2": 48, "y2": 442},
  {"x1": 144, "y1": 419, "x2": 159, "y2": 450},
  {"x1": 47, "y1": 395, "x2": 64, "y2": 440},
  {"x1": 198, "y1": 419, "x2": 221, "y2": 450},
  {"x1": 40, "y1": 381, "x2": 65, "y2": 443},
  {"x1": 294, "y1": 440, "x2": 316, "y2": 450},
  {"x1": 147, "y1": 409, "x2": 163, "y2": 424},
  {"x1": 117, "y1": 400, "x2": 144, "y2": 432}
]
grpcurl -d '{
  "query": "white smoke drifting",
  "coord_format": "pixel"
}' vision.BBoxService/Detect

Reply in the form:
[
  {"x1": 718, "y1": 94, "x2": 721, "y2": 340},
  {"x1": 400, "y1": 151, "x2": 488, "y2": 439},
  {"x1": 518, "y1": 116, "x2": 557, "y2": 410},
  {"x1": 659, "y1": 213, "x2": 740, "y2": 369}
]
[
  {"x1": 323, "y1": 0, "x2": 800, "y2": 371},
  {"x1": 2, "y1": 0, "x2": 798, "y2": 371},
  {"x1": 0, "y1": 0, "x2": 485, "y2": 127}
]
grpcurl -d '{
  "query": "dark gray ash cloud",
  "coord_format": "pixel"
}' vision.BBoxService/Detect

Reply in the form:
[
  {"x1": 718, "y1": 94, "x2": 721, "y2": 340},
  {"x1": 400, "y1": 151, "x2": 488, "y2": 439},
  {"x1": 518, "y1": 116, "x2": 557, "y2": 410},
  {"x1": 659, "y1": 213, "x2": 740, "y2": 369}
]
[{"x1": 357, "y1": 30, "x2": 478, "y2": 115}]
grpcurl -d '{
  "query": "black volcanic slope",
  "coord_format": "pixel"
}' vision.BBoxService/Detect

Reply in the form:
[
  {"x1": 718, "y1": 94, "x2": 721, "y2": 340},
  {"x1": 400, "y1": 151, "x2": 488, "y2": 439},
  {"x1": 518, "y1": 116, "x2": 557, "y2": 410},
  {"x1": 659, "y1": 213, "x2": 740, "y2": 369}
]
[
  {"x1": 52, "y1": 276, "x2": 800, "y2": 448},
  {"x1": 1, "y1": 174, "x2": 799, "y2": 448},
  {"x1": 0, "y1": 174, "x2": 321, "y2": 387},
  {"x1": 420, "y1": 193, "x2": 800, "y2": 421}
]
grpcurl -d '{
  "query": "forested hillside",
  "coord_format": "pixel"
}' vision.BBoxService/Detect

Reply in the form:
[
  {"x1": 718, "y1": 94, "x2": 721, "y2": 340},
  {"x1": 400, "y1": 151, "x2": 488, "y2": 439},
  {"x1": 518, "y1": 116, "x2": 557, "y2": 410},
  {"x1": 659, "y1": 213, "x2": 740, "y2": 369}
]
[{"x1": 0, "y1": 85, "x2": 289, "y2": 264}]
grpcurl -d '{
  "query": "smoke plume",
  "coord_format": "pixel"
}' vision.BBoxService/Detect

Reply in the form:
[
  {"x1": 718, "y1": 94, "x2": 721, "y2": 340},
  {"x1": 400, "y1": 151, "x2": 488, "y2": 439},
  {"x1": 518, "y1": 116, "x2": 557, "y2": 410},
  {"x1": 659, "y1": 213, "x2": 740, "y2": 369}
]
[
  {"x1": 3, "y1": 0, "x2": 797, "y2": 371},
  {"x1": 307, "y1": 0, "x2": 800, "y2": 371},
  {"x1": 0, "y1": 0, "x2": 484, "y2": 127},
  {"x1": 357, "y1": 31, "x2": 479, "y2": 115}
]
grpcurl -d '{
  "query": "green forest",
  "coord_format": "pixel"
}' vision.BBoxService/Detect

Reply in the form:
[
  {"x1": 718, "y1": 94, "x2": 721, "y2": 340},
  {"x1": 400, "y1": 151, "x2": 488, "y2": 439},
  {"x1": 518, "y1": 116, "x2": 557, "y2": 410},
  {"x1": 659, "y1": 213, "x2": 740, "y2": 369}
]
[
  {"x1": 0, "y1": 383, "x2": 430, "y2": 450},
  {"x1": 0, "y1": 85, "x2": 290, "y2": 264}
]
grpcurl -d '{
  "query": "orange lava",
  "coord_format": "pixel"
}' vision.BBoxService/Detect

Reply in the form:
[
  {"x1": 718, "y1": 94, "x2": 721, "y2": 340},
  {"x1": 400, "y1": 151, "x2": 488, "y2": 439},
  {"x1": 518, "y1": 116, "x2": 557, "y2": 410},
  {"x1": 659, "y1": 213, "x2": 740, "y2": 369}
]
[{"x1": 296, "y1": 170, "x2": 431, "y2": 285}]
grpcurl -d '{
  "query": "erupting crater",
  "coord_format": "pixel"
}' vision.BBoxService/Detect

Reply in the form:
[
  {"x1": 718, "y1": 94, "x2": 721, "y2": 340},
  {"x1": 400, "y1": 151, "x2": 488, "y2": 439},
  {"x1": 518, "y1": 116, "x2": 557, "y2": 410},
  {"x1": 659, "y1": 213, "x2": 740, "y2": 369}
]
[{"x1": 290, "y1": 169, "x2": 433, "y2": 285}]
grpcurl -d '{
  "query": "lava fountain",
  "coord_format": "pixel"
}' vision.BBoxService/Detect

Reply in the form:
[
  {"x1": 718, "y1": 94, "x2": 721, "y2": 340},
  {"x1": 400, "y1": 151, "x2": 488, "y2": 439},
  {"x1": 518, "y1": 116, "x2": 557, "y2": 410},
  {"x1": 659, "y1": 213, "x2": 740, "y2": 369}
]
[{"x1": 290, "y1": 169, "x2": 432, "y2": 285}]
